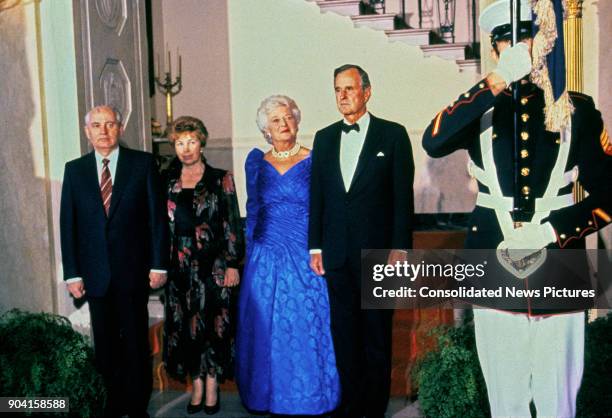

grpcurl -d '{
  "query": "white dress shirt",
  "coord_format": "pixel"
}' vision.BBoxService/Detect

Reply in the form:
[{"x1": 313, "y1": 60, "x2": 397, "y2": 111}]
[
  {"x1": 94, "y1": 146, "x2": 120, "y2": 183},
  {"x1": 340, "y1": 112, "x2": 370, "y2": 191}
]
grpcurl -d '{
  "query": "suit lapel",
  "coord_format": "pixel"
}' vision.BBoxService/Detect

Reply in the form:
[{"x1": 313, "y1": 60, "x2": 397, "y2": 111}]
[
  {"x1": 107, "y1": 147, "x2": 130, "y2": 220},
  {"x1": 348, "y1": 114, "x2": 379, "y2": 192},
  {"x1": 83, "y1": 152, "x2": 107, "y2": 216},
  {"x1": 329, "y1": 122, "x2": 347, "y2": 193}
]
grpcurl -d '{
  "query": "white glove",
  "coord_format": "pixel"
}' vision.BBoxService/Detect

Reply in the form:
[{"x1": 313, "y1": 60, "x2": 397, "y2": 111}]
[
  {"x1": 505, "y1": 222, "x2": 556, "y2": 260},
  {"x1": 493, "y1": 42, "x2": 532, "y2": 86}
]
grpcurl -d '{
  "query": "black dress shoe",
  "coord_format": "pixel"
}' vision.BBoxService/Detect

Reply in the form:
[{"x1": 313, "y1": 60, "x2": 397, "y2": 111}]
[
  {"x1": 187, "y1": 400, "x2": 203, "y2": 414},
  {"x1": 127, "y1": 411, "x2": 150, "y2": 418},
  {"x1": 203, "y1": 388, "x2": 220, "y2": 415},
  {"x1": 127, "y1": 413, "x2": 150, "y2": 418},
  {"x1": 203, "y1": 400, "x2": 219, "y2": 415}
]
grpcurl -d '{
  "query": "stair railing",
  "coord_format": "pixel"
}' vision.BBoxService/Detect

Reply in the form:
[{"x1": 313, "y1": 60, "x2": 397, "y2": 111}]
[{"x1": 436, "y1": 0, "x2": 456, "y2": 42}]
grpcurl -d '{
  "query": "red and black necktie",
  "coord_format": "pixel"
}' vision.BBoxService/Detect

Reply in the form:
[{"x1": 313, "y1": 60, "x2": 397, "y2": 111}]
[{"x1": 100, "y1": 158, "x2": 112, "y2": 216}]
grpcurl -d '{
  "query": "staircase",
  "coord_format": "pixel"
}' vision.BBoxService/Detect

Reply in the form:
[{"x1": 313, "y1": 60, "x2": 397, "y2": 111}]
[{"x1": 313, "y1": 0, "x2": 481, "y2": 75}]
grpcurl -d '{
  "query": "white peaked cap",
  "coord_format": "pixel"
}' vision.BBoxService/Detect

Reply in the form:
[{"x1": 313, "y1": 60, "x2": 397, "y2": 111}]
[{"x1": 479, "y1": 0, "x2": 533, "y2": 34}]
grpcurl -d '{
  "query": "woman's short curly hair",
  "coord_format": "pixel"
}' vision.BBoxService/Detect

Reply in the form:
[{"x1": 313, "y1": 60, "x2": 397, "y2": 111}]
[
  {"x1": 256, "y1": 95, "x2": 301, "y2": 144},
  {"x1": 167, "y1": 116, "x2": 209, "y2": 146}
]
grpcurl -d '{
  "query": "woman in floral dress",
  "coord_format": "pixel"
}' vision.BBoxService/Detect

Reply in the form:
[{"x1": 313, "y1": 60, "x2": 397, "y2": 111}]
[{"x1": 163, "y1": 116, "x2": 244, "y2": 415}]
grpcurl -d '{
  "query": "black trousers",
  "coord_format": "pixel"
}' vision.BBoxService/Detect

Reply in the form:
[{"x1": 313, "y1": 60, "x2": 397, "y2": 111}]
[
  {"x1": 88, "y1": 285, "x2": 151, "y2": 418},
  {"x1": 325, "y1": 256, "x2": 393, "y2": 418}
]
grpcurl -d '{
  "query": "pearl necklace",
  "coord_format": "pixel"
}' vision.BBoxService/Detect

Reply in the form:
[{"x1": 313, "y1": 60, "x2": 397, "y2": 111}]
[{"x1": 271, "y1": 142, "x2": 301, "y2": 160}]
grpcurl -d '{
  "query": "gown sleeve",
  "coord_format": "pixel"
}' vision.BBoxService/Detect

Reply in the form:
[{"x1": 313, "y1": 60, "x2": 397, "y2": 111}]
[{"x1": 245, "y1": 149, "x2": 263, "y2": 249}]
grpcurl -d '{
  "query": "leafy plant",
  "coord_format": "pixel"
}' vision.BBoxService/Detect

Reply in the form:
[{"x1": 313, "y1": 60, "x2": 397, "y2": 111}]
[
  {"x1": 0, "y1": 309, "x2": 106, "y2": 417},
  {"x1": 415, "y1": 320, "x2": 490, "y2": 418},
  {"x1": 577, "y1": 313, "x2": 612, "y2": 418}
]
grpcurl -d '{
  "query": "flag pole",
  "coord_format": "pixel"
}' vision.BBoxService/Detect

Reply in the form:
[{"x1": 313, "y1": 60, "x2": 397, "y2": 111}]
[{"x1": 510, "y1": 0, "x2": 522, "y2": 221}]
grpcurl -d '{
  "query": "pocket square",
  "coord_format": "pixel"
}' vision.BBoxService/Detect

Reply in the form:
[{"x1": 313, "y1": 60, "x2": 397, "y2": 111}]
[{"x1": 376, "y1": 152, "x2": 385, "y2": 157}]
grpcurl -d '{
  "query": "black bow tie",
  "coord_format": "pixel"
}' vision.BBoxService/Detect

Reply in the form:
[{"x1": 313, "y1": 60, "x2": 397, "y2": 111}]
[{"x1": 341, "y1": 123, "x2": 360, "y2": 134}]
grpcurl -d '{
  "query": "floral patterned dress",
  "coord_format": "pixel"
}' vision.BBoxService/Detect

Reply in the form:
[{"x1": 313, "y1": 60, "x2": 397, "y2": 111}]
[{"x1": 163, "y1": 158, "x2": 244, "y2": 381}]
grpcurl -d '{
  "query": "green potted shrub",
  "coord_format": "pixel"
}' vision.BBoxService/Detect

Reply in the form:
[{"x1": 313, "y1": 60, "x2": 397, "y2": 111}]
[
  {"x1": 415, "y1": 320, "x2": 490, "y2": 418},
  {"x1": 577, "y1": 312, "x2": 612, "y2": 418},
  {"x1": 0, "y1": 309, "x2": 106, "y2": 417}
]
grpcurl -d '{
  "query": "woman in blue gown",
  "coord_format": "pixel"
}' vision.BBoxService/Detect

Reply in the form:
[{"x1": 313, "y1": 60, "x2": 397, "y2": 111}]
[{"x1": 236, "y1": 95, "x2": 340, "y2": 415}]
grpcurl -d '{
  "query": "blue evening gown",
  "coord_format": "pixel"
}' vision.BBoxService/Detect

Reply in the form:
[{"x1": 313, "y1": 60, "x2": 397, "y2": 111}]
[{"x1": 236, "y1": 148, "x2": 340, "y2": 414}]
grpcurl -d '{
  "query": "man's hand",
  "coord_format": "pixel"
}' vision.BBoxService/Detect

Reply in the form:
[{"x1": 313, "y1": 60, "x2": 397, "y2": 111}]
[
  {"x1": 387, "y1": 249, "x2": 408, "y2": 266},
  {"x1": 224, "y1": 268, "x2": 240, "y2": 287},
  {"x1": 486, "y1": 72, "x2": 509, "y2": 96},
  {"x1": 67, "y1": 280, "x2": 86, "y2": 299},
  {"x1": 493, "y1": 42, "x2": 532, "y2": 87},
  {"x1": 310, "y1": 253, "x2": 325, "y2": 276},
  {"x1": 149, "y1": 271, "x2": 167, "y2": 289}
]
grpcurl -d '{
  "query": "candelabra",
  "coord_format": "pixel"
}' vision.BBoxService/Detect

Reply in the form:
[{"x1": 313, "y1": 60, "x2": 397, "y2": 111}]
[{"x1": 154, "y1": 49, "x2": 182, "y2": 127}]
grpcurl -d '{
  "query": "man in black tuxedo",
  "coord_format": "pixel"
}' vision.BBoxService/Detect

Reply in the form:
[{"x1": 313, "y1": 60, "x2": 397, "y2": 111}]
[
  {"x1": 309, "y1": 65, "x2": 414, "y2": 417},
  {"x1": 60, "y1": 105, "x2": 169, "y2": 418}
]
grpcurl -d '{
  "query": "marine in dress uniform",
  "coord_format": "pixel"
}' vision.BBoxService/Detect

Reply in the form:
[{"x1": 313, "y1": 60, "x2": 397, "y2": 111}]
[{"x1": 422, "y1": 0, "x2": 612, "y2": 416}]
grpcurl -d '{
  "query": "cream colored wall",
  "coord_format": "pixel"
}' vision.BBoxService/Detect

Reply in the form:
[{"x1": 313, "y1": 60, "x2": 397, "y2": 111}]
[
  {"x1": 228, "y1": 0, "x2": 473, "y2": 138},
  {"x1": 227, "y1": 0, "x2": 477, "y2": 214},
  {"x1": 0, "y1": 2, "x2": 49, "y2": 313},
  {"x1": 160, "y1": 1, "x2": 233, "y2": 138},
  {"x1": 0, "y1": 0, "x2": 81, "y2": 318},
  {"x1": 0, "y1": 2, "x2": 53, "y2": 313}
]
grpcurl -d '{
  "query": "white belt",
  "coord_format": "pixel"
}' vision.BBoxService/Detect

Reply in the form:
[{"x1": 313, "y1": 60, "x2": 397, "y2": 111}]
[
  {"x1": 469, "y1": 160, "x2": 577, "y2": 213},
  {"x1": 468, "y1": 162, "x2": 578, "y2": 190},
  {"x1": 475, "y1": 191, "x2": 574, "y2": 213}
]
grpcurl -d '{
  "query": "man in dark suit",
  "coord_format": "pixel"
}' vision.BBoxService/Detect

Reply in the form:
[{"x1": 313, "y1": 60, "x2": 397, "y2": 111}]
[
  {"x1": 60, "y1": 105, "x2": 169, "y2": 418},
  {"x1": 309, "y1": 64, "x2": 414, "y2": 418}
]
